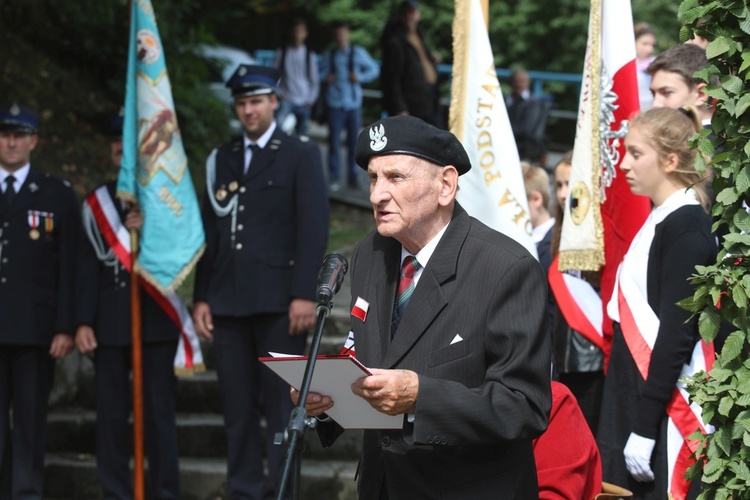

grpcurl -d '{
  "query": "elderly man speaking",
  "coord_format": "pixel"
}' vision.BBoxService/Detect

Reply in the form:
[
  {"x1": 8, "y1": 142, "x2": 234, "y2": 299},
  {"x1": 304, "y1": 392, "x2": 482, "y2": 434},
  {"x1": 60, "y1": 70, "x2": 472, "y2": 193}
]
[{"x1": 295, "y1": 115, "x2": 551, "y2": 499}]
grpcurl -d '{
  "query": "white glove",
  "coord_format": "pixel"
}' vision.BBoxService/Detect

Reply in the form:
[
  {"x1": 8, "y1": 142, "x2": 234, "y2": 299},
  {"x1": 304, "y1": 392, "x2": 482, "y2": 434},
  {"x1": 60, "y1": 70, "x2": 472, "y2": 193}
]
[{"x1": 624, "y1": 432, "x2": 656, "y2": 482}]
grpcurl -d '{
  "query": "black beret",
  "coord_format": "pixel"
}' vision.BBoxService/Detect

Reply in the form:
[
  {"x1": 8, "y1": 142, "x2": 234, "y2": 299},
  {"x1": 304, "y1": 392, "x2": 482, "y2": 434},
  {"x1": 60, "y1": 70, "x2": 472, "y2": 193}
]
[
  {"x1": 0, "y1": 102, "x2": 39, "y2": 134},
  {"x1": 226, "y1": 64, "x2": 280, "y2": 98},
  {"x1": 355, "y1": 116, "x2": 472, "y2": 175}
]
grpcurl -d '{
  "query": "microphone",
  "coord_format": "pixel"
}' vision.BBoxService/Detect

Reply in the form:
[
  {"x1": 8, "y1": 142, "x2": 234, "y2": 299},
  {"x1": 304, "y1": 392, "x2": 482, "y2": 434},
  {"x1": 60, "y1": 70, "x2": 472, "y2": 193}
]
[{"x1": 316, "y1": 253, "x2": 349, "y2": 304}]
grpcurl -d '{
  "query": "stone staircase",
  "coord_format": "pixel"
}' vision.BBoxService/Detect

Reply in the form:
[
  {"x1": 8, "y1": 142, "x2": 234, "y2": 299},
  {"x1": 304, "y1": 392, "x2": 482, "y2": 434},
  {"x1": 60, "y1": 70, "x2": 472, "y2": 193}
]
[{"x1": 43, "y1": 291, "x2": 360, "y2": 499}]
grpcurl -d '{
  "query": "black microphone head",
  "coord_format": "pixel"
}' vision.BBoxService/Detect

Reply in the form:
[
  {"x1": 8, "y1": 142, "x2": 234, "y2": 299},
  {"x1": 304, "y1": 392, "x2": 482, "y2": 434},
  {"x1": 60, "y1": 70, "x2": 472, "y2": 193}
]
[{"x1": 316, "y1": 253, "x2": 349, "y2": 304}]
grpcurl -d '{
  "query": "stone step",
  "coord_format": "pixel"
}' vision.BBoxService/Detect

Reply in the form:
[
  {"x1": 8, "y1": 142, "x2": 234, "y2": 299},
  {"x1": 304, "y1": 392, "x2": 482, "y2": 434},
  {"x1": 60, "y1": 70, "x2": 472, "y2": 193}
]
[
  {"x1": 44, "y1": 453, "x2": 358, "y2": 500},
  {"x1": 176, "y1": 370, "x2": 223, "y2": 414},
  {"x1": 47, "y1": 410, "x2": 363, "y2": 461}
]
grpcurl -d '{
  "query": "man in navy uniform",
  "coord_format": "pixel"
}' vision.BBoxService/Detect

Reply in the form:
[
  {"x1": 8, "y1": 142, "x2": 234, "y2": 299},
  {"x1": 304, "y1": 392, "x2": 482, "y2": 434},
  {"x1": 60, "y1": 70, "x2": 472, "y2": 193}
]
[
  {"x1": 192, "y1": 65, "x2": 329, "y2": 499},
  {"x1": 0, "y1": 103, "x2": 79, "y2": 499},
  {"x1": 74, "y1": 112, "x2": 180, "y2": 499}
]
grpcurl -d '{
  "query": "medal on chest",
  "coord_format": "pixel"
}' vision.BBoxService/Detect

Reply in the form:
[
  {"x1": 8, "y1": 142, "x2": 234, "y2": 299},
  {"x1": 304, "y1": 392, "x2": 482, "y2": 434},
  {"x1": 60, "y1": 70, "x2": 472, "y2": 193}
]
[{"x1": 27, "y1": 210, "x2": 54, "y2": 240}]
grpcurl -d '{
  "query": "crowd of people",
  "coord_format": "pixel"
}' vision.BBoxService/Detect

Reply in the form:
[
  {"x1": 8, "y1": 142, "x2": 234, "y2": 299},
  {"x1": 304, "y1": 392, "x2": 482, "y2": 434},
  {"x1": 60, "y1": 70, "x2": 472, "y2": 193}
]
[{"x1": 0, "y1": 2, "x2": 726, "y2": 499}]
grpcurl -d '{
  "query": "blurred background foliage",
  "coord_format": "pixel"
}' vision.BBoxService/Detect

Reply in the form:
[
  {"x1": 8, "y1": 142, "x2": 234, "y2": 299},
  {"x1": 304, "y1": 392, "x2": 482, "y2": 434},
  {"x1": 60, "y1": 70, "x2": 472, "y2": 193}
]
[{"x1": 0, "y1": 0, "x2": 682, "y2": 194}]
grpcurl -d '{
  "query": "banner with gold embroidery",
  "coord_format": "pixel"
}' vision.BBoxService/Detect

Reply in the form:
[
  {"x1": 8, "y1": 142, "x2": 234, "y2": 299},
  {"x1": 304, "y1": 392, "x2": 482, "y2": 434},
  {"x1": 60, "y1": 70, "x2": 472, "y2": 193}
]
[
  {"x1": 118, "y1": 0, "x2": 204, "y2": 293},
  {"x1": 449, "y1": 0, "x2": 537, "y2": 258}
]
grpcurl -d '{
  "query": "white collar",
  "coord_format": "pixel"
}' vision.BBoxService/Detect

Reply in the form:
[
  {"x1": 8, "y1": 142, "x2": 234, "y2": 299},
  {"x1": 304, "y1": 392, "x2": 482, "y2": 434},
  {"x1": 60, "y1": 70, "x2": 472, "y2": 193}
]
[
  {"x1": 243, "y1": 121, "x2": 277, "y2": 150},
  {"x1": 0, "y1": 163, "x2": 30, "y2": 188},
  {"x1": 532, "y1": 217, "x2": 555, "y2": 243},
  {"x1": 401, "y1": 222, "x2": 450, "y2": 270},
  {"x1": 652, "y1": 188, "x2": 699, "y2": 225}
]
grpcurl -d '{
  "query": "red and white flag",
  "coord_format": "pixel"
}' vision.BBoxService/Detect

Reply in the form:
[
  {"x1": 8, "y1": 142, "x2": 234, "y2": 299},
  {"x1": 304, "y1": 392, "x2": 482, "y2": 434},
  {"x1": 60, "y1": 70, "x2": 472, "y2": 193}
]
[{"x1": 558, "y1": 0, "x2": 650, "y2": 357}]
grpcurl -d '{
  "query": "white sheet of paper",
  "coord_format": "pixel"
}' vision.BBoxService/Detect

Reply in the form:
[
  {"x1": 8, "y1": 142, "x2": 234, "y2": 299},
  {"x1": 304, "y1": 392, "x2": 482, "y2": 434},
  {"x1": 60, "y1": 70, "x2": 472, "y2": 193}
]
[{"x1": 260, "y1": 354, "x2": 403, "y2": 430}]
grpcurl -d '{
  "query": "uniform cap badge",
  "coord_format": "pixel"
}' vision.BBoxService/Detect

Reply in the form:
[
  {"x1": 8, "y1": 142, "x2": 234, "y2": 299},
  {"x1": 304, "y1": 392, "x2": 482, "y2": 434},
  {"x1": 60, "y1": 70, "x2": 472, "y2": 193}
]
[{"x1": 369, "y1": 124, "x2": 387, "y2": 152}]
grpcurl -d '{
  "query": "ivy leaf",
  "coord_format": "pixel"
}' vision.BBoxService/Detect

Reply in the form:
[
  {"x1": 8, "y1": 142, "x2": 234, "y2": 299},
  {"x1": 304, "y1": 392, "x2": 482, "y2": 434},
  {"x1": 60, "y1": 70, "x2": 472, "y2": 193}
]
[
  {"x1": 686, "y1": 459, "x2": 704, "y2": 480},
  {"x1": 735, "y1": 94, "x2": 750, "y2": 116},
  {"x1": 707, "y1": 37, "x2": 733, "y2": 59},
  {"x1": 740, "y1": 52, "x2": 750, "y2": 75},
  {"x1": 736, "y1": 394, "x2": 750, "y2": 406},
  {"x1": 705, "y1": 86, "x2": 730, "y2": 101},
  {"x1": 721, "y1": 76, "x2": 744, "y2": 95},
  {"x1": 733, "y1": 283, "x2": 748, "y2": 309},
  {"x1": 723, "y1": 232, "x2": 750, "y2": 245},
  {"x1": 712, "y1": 367, "x2": 735, "y2": 383},
  {"x1": 678, "y1": 0, "x2": 702, "y2": 22},
  {"x1": 720, "y1": 395, "x2": 735, "y2": 416},
  {"x1": 723, "y1": 332, "x2": 746, "y2": 362},
  {"x1": 740, "y1": 12, "x2": 750, "y2": 35},
  {"x1": 700, "y1": 308, "x2": 722, "y2": 341},
  {"x1": 735, "y1": 167, "x2": 750, "y2": 194},
  {"x1": 745, "y1": 431, "x2": 750, "y2": 447},
  {"x1": 729, "y1": 460, "x2": 750, "y2": 481},
  {"x1": 717, "y1": 187, "x2": 740, "y2": 205},
  {"x1": 703, "y1": 455, "x2": 727, "y2": 480}
]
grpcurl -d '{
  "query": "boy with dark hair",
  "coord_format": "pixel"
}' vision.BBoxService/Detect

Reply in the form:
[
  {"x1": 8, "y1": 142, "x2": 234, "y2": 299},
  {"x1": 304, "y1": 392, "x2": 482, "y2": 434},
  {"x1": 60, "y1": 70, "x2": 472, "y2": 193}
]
[{"x1": 648, "y1": 43, "x2": 712, "y2": 123}]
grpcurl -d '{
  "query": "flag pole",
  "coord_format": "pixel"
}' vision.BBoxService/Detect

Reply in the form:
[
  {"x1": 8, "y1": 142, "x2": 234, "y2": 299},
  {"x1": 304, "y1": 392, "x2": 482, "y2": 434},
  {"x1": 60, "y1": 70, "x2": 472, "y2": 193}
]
[
  {"x1": 480, "y1": 0, "x2": 489, "y2": 27},
  {"x1": 130, "y1": 227, "x2": 145, "y2": 500},
  {"x1": 125, "y1": 1, "x2": 145, "y2": 498}
]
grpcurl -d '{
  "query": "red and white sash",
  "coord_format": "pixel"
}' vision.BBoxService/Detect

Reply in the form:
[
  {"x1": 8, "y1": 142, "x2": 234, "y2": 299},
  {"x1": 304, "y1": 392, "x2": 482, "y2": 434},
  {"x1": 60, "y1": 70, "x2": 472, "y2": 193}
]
[
  {"x1": 616, "y1": 267, "x2": 714, "y2": 500},
  {"x1": 548, "y1": 255, "x2": 604, "y2": 350},
  {"x1": 85, "y1": 186, "x2": 204, "y2": 375}
]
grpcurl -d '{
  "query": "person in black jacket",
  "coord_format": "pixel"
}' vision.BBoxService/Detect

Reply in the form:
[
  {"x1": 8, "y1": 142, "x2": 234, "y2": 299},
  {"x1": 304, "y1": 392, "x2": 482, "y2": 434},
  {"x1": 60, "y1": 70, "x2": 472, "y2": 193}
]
[
  {"x1": 74, "y1": 113, "x2": 180, "y2": 499},
  {"x1": 598, "y1": 107, "x2": 714, "y2": 498},
  {"x1": 192, "y1": 65, "x2": 329, "y2": 500},
  {"x1": 380, "y1": 1, "x2": 441, "y2": 126},
  {"x1": 0, "y1": 102, "x2": 79, "y2": 499}
]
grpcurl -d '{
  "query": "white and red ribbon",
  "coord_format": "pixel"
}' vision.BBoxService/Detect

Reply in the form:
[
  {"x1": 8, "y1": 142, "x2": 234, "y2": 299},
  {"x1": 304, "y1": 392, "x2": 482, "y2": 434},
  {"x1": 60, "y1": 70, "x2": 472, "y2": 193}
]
[
  {"x1": 548, "y1": 255, "x2": 604, "y2": 350},
  {"x1": 86, "y1": 186, "x2": 204, "y2": 375},
  {"x1": 616, "y1": 267, "x2": 714, "y2": 499}
]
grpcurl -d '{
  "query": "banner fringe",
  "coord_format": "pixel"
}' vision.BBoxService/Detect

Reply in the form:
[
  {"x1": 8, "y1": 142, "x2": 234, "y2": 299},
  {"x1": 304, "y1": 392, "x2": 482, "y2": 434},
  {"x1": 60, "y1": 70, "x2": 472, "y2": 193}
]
[
  {"x1": 558, "y1": 249, "x2": 604, "y2": 272},
  {"x1": 174, "y1": 362, "x2": 206, "y2": 378}
]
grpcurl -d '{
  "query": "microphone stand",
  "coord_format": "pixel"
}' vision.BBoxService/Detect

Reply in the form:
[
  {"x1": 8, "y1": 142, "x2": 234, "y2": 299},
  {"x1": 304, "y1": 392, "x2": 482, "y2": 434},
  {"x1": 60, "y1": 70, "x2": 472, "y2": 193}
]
[{"x1": 275, "y1": 300, "x2": 333, "y2": 500}]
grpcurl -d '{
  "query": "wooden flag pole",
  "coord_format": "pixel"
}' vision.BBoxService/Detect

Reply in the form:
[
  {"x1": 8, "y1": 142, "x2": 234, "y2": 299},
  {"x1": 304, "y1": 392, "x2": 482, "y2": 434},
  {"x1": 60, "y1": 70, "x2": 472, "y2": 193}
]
[
  {"x1": 480, "y1": 0, "x2": 489, "y2": 28},
  {"x1": 125, "y1": 2, "x2": 145, "y2": 499},
  {"x1": 130, "y1": 227, "x2": 145, "y2": 500}
]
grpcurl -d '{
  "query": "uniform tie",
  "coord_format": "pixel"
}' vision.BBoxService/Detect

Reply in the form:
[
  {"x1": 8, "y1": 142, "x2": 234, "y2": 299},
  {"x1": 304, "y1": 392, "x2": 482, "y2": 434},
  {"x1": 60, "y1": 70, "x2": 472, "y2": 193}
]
[
  {"x1": 245, "y1": 144, "x2": 260, "y2": 175},
  {"x1": 391, "y1": 256, "x2": 421, "y2": 336},
  {"x1": 4, "y1": 175, "x2": 16, "y2": 206}
]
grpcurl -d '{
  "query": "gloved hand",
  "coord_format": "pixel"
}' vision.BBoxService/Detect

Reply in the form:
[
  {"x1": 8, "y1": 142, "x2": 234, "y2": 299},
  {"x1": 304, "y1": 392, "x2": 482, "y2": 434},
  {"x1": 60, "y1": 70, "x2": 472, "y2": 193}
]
[{"x1": 624, "y1": 432, "x2": 656, "y2": 482}]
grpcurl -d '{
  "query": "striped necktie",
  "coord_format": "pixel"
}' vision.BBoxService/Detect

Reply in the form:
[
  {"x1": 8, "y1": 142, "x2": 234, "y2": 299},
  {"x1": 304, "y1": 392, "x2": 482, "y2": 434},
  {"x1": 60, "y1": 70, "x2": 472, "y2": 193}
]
[{"x1": 391, "y1": 256, "x2": 421, "y2": 336}]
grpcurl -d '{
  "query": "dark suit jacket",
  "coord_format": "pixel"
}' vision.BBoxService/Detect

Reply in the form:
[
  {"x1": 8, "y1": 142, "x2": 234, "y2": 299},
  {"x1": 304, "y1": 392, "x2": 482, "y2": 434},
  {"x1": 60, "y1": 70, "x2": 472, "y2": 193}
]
[
  {"x1": 194, "y1": 128, "x2": 329, "y2": 316},
  {"x1": 324, "y1": 203, "x2": 551, "y2": 499},
  {"x1": 0, "y1": 169, "x2": 79, "y2": 345},
  {"x1": 76, "y1": 182, "x2": 179, "y2": 346},
  {"x1": 506, "y1": 95, "x2": 550, "y2": 163}
]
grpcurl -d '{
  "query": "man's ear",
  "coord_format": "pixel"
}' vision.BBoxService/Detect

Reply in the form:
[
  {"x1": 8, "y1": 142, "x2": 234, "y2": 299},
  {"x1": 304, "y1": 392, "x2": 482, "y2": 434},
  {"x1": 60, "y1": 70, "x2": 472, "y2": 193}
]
[
  {"x1": 438, "y1": 166, "x2": 459, "y2": 207},
  {"x1": 694, "y1": 82, "x2": 708, "y2": 108}
]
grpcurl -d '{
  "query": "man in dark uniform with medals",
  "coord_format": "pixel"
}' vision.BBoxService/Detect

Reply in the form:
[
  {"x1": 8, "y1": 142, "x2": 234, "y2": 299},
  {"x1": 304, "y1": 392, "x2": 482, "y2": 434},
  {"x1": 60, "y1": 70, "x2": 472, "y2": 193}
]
[
  {"x1": 0, "y1": 102, "x2": 79, "y2": 499},
  {"x1": 74, "y1": 112, "x2": 180, "y2": 499},
  {"x1": 192, "y1": 65, "x2": 329, "y2": 499}
]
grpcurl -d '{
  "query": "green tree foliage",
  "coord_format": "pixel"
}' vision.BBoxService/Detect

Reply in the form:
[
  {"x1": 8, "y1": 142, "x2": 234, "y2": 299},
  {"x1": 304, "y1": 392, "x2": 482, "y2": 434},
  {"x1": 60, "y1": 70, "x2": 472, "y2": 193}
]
[
  {"x1": 677, "y1": 1, "x2": 750, "y2": 497},
  {"x1": 0, "y1": 0, "x2": 686, "y2": 192}
]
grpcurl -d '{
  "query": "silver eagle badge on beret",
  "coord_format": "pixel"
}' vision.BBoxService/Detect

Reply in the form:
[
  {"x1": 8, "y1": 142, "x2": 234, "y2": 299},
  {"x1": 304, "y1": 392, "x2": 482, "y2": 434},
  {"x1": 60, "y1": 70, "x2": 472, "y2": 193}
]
[{"x1": 369, "y1": 124, "x2": 387, "y2": 152}]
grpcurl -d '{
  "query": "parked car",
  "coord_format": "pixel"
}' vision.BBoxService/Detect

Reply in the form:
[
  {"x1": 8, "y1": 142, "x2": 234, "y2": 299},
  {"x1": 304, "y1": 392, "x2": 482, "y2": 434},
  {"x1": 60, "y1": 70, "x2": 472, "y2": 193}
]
[{"x1": 196, "y1": 44, "x2": 255, "y2": 133}]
